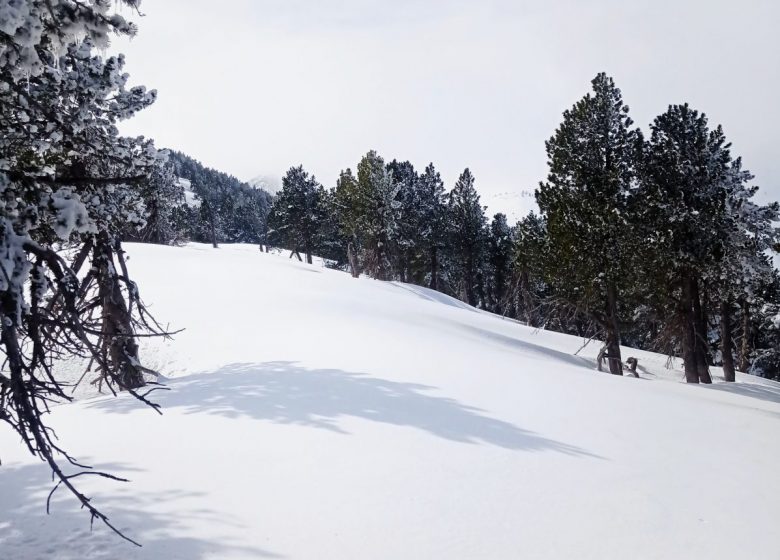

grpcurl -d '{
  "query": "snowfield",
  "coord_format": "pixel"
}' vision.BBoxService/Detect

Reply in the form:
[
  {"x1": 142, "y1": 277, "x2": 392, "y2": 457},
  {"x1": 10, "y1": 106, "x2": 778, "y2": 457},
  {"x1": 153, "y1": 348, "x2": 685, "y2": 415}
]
[{"x1": 2, "y1": 243, "x2": 780, "y2": 560}]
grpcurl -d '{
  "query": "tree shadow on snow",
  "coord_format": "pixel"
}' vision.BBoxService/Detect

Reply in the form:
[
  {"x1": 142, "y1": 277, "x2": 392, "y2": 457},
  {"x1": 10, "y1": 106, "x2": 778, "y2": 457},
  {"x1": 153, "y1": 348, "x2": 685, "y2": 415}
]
[
  {"x1": 0, "y1": 460, "x2": 284, "y2": 559},
  {"x1": 389, "y1": 282, "x2": 478, "y2": 312},
  {"x1": 454, "y1": 324, "x2": 596, "y2": 371},
  {"x1": 88, "y1": 361, "x2": 601, "y2": 458},
  {"x1": 702, "y1": 379, "x2": 780, "y2": 405}
]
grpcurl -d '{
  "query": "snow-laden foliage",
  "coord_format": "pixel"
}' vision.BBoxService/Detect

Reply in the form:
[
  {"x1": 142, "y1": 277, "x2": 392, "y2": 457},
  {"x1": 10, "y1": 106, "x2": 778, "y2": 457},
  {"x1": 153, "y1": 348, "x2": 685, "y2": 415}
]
[
  {"x1": 268, "y1": 165, "x2": 327, "y2": 264},
  {"x1": 1, "y1": 0, "x2": 169, "y2": 544},
  {"x1": 448, "y1": 168, "x2": 487, "y2": 307}
]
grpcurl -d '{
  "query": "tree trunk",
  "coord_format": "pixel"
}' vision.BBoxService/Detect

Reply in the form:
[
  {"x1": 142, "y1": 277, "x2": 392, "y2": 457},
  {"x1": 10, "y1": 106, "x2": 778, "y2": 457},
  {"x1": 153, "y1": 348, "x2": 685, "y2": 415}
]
[
  {"x1": 690, "y1": 276, "x2": 712, "y2": 383},
  {"x1": 429, "y1": 247, "x2": 439, "y2": 291},
  {"x1": 520, "y1": 269, "x2": 535, "y2": 327},
  {"x1": 305, "y1": 238, "x2": 313, "y2": 265},
  {"x1": 347, "y1": 241, "x2": 360, "y2": 278},
  {"x1": 95, "y1": 235, "x2": 144, "y2": 390},
  {"x1": 680, "y1": 272, "x2": 699, "y2": 383},
  {"x1": 739, "y1": 299, "x2": 751, "y2": 372},
  {"x1": 210, "y1": 220, "x2": 218, "y2": 248},
  {"x1": 720, "y1": 298, "x2": 736, "y2": 382},
  {"x1": 605, "y1": 281, "x2": 623, "y2": 375},
  {"x1": 465, "y1": 256, "x2": 476, "y2": 306}
]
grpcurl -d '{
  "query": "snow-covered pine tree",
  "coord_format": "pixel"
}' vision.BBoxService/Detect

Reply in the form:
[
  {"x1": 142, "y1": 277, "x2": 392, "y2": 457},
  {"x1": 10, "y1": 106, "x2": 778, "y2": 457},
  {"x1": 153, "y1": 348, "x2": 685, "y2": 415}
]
[
  {"x1": 486, "y1": 213, "x2": 513, "y2": 314},
  {"x1": 638, "y1": 104, "x2": 744, "y2": 383},
  {"x1": 448, "y1": 168, "x2": 487, "y2": 306},
  {"x1": 386, "y1": 159, "x2": 420, "y2": 283},
  {"x1": 0, "y1": 0, "x2": 168, "y2": 542},
  {"x1": 356, "y1": 151, "x2": 398, "y2": 280},
  {"x1": 536, "y1": 73, "x2": 640, "y2": 376},
  {"x1": 334, "y1": 168, "x2": 362, "y2": 277},
  {"x1": 714, "y1": 158, "x2": 780, "y2": 380},
  {"x1": 417, "y1": 163, "x2": 448, "y2": 291},
  {"x1": 511, "y1": 212, "x2": 548, "y2": 327},
  {"x1": 268, "y1": 165, "x2": 326, "y2": 264}
]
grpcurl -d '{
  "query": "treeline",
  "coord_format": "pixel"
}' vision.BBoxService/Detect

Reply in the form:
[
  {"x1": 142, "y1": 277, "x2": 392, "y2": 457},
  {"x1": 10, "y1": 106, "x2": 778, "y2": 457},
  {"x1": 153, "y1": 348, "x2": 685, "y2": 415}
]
[
  {"x1": 126, "y1": 151, "x2": 274, "y2": 246},
  {"x1": 266, "y1": 74, "x2": 780, "y2": 382}
]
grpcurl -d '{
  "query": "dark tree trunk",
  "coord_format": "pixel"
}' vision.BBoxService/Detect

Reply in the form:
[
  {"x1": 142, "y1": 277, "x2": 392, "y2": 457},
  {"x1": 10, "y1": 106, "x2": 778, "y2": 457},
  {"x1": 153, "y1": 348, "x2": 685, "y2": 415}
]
[
  {"x1": 739, "y1": 299, "x2": 751, "y2": 372},
  {"x1": 464, "y1": 255, "x2": 476, "y2": 306},
  {"x1": 304, "y1": 235, "x2": 313, "y2": 264},
  {"x1": 605, "y1": 281, "x2": 623, "y2": 375},
  {"x1": 690, "y1": 276, "x2": 712, "y2": 384},
  {"x1": 347, "y1": 241, "x2": 360, "y2": 278},
  {"x1": 95, "y1": 235, "x2": 144, "y2": 390},
  {"x1": 429, "y1": 247, "x2": 439, "y2": 291},
  {"x1": 209, "y1": 217, "x2": 218, "y2": 248},
  {"x1": 520, "y1": 269, "x2": 535, "y2": 327},
  {"x1": 720, "y1": 298, "x2": 736, "y2": 382},
  {"x1": 680, "y1": 272, "x2": 699, "y2": 383}
]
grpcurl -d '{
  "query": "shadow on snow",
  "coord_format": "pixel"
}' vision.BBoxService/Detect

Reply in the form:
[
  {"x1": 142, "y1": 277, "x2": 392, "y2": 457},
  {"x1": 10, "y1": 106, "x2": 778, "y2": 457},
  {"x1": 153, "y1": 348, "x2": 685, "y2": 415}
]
[
  {"x1": 0, "y1": 460, "x2": 284, "y2": 559},
  {"x1": 88, "y1": 361, "x2": 601, "y2": 458}
]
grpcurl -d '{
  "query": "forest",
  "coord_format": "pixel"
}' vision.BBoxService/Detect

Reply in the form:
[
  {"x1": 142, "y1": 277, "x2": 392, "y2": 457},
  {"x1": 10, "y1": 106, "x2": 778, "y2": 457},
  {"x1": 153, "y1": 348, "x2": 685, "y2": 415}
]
[
  {"x1": 147, "y1": 75, "x2": 780, "y2": 384},
  {"x1": 1, "y1": 0, "x2": 779, "y2": 548}
]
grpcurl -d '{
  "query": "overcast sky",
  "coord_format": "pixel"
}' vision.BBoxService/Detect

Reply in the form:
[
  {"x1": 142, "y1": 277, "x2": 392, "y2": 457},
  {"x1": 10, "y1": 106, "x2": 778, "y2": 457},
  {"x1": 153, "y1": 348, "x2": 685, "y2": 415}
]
[{"x1": 116, "y1": 0, "x2": 779, "y2": 220}]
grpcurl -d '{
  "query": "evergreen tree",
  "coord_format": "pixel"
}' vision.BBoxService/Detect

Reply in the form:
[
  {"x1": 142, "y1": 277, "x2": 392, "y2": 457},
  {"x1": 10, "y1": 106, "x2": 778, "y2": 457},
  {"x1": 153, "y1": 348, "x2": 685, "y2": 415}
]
[
  {"x1": 511, "y1": 212, "x2": 547, "y2": 326},
  {"x1": 0, "y1": 0, "x2": 167, "y2": 541},
  {"x1": 268, "y1": 165, "x2": 325, "y2": 264},
  {"x1": 638, "y1": 104, "x2": 744, "y2": 383},
  {"x1": 486, "y1": 213, "x2": 513, "y2": 314},
  {"x1": 448, "y1": 168, "x2": 487, "y2": 306},
  {"x1": 334, "y1": 168, "x2": 362, "y2": 277},
  {"x1": 536, "y1": 73, "x2": 641, "y2": 375},
  {"x1": 356, "y1": 151, "x2": 398, "y2": 280},
  {"x1": 386, "y1": 160, "x2": 420, "y2": 282},
  {"x1": 713, "y1": 159, "x2": 779, "y2": 381},
  {"x1": 417, "y1": 164, "x2": 448, "y2": 291}
]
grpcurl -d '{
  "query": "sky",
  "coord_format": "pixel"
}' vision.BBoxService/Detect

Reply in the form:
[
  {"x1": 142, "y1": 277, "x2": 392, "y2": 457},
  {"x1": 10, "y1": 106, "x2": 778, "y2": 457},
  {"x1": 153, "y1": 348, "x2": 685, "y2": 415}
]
[{"x1": 115, "y1": 0, "x2": 780, "y2": 220}]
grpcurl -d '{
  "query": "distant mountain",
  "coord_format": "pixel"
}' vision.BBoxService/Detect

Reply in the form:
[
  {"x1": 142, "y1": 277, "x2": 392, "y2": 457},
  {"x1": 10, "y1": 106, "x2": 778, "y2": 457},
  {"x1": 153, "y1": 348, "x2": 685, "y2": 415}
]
[
  {"x1": 482, "y1": 189, "x2": 536, "y2": 223},
  {"x1": 249, "y1": 174, "x2": 282, "y2": 196}
]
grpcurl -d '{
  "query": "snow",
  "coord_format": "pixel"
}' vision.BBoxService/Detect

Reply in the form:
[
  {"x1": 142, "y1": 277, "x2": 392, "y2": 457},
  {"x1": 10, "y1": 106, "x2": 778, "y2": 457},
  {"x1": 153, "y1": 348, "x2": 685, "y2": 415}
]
[
  {"x1": 2, "y1": 242, "x2": 780, "y2": 559},
  {"x1": 249, "y1": 174, "x2": 282, "y2": 196},
  {"x1": 175, "y1": 177, "x2": 200, "y2": 208}
]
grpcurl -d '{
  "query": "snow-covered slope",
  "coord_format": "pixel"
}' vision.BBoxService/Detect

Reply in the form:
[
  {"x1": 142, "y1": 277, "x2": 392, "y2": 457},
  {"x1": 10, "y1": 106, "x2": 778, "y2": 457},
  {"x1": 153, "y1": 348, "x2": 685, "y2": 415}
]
[
  {"x1": 249, "y1": 174, "x2": 282, "y2": 196},
  {"x1": 2, "y1": 243, "x2": 780, "y2": 560}
]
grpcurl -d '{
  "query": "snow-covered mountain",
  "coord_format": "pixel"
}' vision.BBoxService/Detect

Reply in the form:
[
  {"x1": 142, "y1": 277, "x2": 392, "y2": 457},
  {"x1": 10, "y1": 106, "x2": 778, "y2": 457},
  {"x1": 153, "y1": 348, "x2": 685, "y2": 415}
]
[
  {"x1": 2, "y1": 243, "x2": 779, "y2": 559},
  {"x1": 248, "y1": 174, "x2": 282, "y2": 195}
]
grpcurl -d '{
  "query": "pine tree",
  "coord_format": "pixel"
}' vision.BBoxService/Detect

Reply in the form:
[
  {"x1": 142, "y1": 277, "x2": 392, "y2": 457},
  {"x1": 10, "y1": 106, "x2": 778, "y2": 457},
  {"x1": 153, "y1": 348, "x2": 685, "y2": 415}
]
[
  {"x1": 417, "y1": 164, "x2": 448, "y2": 291},
  {"x1": 386, "y1": 160, "x2": 420, "y2": 283},
  {"x1": 536, "y1": 73, "x2": 640, "y2": 375},
  {"x1": 512, "y1": 212, "x2": 547, "y2": 326},
  {"x1": 448, "y1": 168, "x2": 487, "y2": 306},
  {"x1": 486, "y1": 213, "x2": 513, "y2": 314},
  {"x1": 715, "y1": 159, "x2": 780, "y2": 380},
  {"x1": 334, "y1": 168, "x2": 362, "y2": 277},
  {"x1": 356, "y1": 151, "x2": 398, "y2": 280},
  {"x1": 268, "y1": 165, "x2": 325, "y2": 264},
  {"x1": 638, "y1": 104, "x2": 744, "y2": 383},
  {"x1": 0, "y1": 0, "x2": 167, "y2": 542}
]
